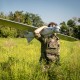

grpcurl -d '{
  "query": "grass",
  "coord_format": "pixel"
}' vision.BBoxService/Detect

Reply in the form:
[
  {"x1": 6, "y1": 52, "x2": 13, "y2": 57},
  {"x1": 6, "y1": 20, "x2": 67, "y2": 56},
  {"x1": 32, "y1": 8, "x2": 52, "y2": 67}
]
[{"x1": 0, "y1": 38, "x2": 80, "y2": 80}]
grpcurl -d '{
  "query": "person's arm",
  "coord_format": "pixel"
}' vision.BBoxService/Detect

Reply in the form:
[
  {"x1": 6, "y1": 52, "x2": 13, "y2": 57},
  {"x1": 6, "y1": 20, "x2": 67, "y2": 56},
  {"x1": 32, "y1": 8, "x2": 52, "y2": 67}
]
[{"x1": 34, "y1": 26, "x2": 47, "y2": 39}]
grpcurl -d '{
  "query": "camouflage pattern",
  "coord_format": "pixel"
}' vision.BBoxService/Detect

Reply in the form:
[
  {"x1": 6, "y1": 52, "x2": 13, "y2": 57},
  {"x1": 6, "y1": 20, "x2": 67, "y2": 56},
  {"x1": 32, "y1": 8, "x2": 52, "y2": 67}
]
[
  {"x1": 46, "y1": 35, "x2": 60, "y2": 62},
  {"x1": 38, "y1": 34, "x2": 60, "y2": 64}
]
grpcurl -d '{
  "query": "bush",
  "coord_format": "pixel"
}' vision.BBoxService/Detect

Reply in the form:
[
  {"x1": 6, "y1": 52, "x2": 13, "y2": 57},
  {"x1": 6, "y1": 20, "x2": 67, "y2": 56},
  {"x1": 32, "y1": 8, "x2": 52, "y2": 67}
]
[{"x1": 0, "y1": 26, "x2": 18, "y2": 38}]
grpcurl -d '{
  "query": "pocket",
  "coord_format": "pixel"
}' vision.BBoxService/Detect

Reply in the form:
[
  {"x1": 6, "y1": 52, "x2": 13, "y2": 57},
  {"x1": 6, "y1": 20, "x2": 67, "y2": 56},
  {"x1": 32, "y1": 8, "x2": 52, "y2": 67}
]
[
  {"x1": 46, "y1": 49, "x2": 58, "y2": 54},
  {"x1": 46, "y1": 53, "x2": 56, "y2": 61}
]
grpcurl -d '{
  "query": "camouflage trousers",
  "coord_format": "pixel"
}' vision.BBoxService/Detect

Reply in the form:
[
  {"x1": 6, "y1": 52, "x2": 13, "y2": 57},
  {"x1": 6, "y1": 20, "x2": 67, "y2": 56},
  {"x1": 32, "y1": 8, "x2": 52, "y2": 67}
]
[
  {"x1": 39, "y1": 52, "x2": 60, "y2": 72},
  {"x1": 40, "y1": 56, "x2": 60, "y2": 72}
]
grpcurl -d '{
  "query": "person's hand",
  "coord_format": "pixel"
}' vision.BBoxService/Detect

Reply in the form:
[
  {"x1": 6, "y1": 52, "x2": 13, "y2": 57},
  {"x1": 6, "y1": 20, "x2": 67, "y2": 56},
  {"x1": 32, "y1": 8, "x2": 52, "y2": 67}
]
[
  {"x1": 42, "y1": 26, "x2": 48, "y2": 29},
  {"x1": 34, "y1": 26, "x2": 48, "y2": 34}
]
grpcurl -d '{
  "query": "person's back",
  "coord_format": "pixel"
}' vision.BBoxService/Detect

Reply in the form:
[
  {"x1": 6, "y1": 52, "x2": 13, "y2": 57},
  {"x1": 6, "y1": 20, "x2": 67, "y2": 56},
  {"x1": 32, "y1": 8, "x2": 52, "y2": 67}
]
[
  {"x1": 34, "y1": 22, "x2": 60, "y2": 69},
  {"x1": 39, "y1": 33, "x2": 60, "y2": 63},
  {"x1": 46, "y1": 34, "x2": 60, "y2": 64}
]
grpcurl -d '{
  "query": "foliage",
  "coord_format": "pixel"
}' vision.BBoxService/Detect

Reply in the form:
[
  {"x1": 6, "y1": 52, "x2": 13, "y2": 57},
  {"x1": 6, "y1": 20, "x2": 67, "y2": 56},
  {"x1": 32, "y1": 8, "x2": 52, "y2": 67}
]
[
  {"x1": 73, "y1": 25, "x2": 80, "y2": 39},
  {"x1": 24, "y1": 12, "x2": 32, "y2": 25},
  {"x1": 8, "y1": 11, "x2": 44, "y2": 27},
  {"x1": 60, "y1": 18, "x2": 80, "y2": 39},
  {"x1": 60, "y1": 22, "x2": 69, "y2": 35},
  {"x1": 0, "y1": 11, "x2": 44, "y2": 38},
  {"x1": 0, "y1": 12, "x2": 5, "y2": 18},
  {"x1": 23, "y1": 12, "x2": 44, "y2": 27},
  {"x1": 0, "y1": 38, "x2": 80, "y2": 80},
  {"x1": 67, "y1": 19, "x2": 76, "y2": 27},
  {"x1": 78, "y1": 18, "x2": 80, "y2": 22},
  {"x1": 0, "y1": 11, "x2": 44, "y2": 27},
  {"x1": 0, "y1": 26, "x2": 18, "y2": 38},
  {"x1": 8, "y1": 11, "x2": 14, "y2": 20},
  {"x1": 0, "y1": 11, "x2": 80, "y2": 39}
]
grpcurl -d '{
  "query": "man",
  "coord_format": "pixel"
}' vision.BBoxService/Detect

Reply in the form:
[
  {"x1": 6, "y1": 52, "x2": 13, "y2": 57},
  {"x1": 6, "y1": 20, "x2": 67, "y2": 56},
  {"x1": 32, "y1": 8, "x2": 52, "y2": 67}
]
[{"x1": 34, "y1": 22, "x2": 60, "y2": 70}]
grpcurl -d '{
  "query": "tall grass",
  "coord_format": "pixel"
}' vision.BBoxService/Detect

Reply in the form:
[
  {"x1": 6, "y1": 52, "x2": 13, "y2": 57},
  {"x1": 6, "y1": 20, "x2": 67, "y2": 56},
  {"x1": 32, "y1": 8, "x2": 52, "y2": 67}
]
[{"x1": 0, "y1": 38, "x2": 80, "y2": 80}]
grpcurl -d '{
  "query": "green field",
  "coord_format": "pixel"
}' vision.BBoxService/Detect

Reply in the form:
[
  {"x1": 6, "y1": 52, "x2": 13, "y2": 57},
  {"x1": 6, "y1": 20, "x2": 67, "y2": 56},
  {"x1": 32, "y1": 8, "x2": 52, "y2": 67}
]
[{"x1": 0, "y1": 38, "x2": 80, "y2": 80}]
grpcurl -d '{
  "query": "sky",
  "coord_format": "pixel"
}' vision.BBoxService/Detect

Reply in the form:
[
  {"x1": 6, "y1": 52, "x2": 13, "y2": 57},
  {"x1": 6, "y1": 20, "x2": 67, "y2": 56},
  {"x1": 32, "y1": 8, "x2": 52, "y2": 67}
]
[{"x1": 0, "y1": 0, "x2": 80, "y2": 24}]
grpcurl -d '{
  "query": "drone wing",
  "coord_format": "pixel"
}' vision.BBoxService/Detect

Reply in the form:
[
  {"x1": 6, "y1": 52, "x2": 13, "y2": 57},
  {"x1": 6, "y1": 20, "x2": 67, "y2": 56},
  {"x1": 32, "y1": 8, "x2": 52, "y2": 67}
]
[
  {"x1": 0, "y1": 18, "x2": 78, "y2": 42},
  {"x1": 0, "y1": 18, "x2": 37, "y2": 32},
  {"x1": 57, "y1": 33, "x2": 78, "y2": 41}
]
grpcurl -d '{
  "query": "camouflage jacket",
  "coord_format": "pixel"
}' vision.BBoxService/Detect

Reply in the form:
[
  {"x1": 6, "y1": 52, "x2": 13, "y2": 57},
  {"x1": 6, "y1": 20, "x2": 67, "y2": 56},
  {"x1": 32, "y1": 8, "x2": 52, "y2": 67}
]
[{"x1": 38, "y1": 34, "x2": 60, "y2": 56}]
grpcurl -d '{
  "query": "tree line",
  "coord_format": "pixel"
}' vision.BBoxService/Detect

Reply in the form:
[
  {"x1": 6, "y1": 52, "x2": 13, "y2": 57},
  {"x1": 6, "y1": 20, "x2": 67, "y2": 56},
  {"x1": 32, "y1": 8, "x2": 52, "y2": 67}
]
[
  {"x1": 0, "y1": 11, "x2": 80, "y2": 39},
  {"x1": 0, "y1": 11, "x2": 44, "y2": 38},
  {"x1": 60, "y1": 17, "x2": 80, "y2": 39},
  {"x1": 0, "y1": 11, "x2": 44, "y2": 27}
]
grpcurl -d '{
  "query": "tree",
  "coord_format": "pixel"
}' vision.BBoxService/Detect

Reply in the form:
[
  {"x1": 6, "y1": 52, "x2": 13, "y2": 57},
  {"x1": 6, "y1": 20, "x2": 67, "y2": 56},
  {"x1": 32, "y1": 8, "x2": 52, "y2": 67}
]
[
  {"x1": 8, "y1": 12, "x2": 14, "y2": 20},
  {"x1": 73, "y1": 25, "x2": 80, "y2": 39},
  {"x1": 0, "y1": 12, "x2": 5, "y2": 18},
  {"x1": 30, "y1": 14, "x2": 43, "y2": 27},
  {"x1": 24, "y1": 12, "x2": 32, "y2": 25},
  {"x1": 67, "y1": 19, "x2": 75, "y2": 27},
  {"x1": 14, "y1": 11, "x2": 24, "y2": 22},
  {"x1": 67, "y1": 19, "x2": 76, "y2": 36},
  {"x1": 32, "y1": 15, "x2": 44, "y2": 27},
  {"x1": 78, "y1": 18, "x2": 80, "y2": 23},
  {"x1": 60, "y1": 21, "x2": 69, "y2": 35},
  {"x1": 24, "y1": 12, "x2": 44, "y2": 27}
]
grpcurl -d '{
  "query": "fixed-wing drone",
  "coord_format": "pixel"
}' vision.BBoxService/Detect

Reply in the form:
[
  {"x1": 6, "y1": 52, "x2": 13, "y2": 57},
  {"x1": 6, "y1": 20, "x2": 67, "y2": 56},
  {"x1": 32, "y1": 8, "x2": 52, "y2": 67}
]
[{"x1": 0, "y1": 18, "x2": 78, "y2": 42}]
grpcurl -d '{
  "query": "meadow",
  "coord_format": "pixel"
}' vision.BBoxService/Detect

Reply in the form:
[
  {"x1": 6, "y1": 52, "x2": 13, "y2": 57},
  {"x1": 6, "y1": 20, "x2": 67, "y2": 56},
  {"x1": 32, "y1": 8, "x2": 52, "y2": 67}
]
[{"x1": 0, "y1": 38, "x2": 80, "y2": 80}]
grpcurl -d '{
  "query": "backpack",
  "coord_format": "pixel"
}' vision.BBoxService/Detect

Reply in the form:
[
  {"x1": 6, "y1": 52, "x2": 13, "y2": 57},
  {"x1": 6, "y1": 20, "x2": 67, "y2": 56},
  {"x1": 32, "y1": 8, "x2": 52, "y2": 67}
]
[
  {"x1": 47, "y1": 36, "x2": 59, "y2": 49},
  {"x1": 46, "y1": 35, "x2": 60, "y2": 55},
  {"x1": 46, "y1": 36, "x2": 60, "y2": 61}
]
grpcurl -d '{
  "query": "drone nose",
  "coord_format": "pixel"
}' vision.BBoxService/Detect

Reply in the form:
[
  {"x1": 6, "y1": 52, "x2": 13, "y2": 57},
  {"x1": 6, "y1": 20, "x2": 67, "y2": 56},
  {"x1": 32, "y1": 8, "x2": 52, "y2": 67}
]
[{"x1": 55, "y1": 27, "x2": 60, "y2": 32}]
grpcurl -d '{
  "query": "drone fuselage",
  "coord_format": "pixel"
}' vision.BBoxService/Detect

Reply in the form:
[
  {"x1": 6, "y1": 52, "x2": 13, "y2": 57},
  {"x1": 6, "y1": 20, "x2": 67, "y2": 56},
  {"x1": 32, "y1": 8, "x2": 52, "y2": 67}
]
[{"x1": 40, "y1": 26, "x2": 60, "y2": 37}]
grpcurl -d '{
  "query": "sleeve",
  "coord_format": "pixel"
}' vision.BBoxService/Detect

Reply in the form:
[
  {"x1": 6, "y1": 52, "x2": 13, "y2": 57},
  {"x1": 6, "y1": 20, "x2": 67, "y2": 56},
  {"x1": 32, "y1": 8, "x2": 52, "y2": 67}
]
[
  {"x1": 55, "y1": 35, "x2": 59, "y2": 40},
  {"x1": 57, "y1": 40, "x2": 60, "y2": 55},
  {"x1": 34, "y1": 32, "x2": 43, "y2": 42}
]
